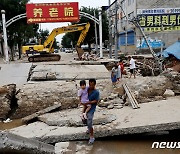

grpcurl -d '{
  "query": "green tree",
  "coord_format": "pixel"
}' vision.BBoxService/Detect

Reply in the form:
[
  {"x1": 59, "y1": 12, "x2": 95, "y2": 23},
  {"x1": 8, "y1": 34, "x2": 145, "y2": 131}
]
[
  {"x1": 61, "y1": 7, "x2": 109, "y2": 49},
  {"x1": 0, "y1": 0, "x2": 39, "y2": 60},
  {"x1": 38, "y1": 29, "x2": 49, "y2": 45},
  {"x1": 38, "y1": 29, "x2": 59, "y2": 50}
]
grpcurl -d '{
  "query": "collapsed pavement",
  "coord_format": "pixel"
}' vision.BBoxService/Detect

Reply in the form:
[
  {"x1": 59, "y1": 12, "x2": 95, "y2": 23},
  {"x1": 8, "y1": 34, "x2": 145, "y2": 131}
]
[
  {"x1": 8, "y1": 96, "x2": 180, "y2": 144},
  {"x1": 0, "y1": 131, "x2": 54, "y2": 154}
]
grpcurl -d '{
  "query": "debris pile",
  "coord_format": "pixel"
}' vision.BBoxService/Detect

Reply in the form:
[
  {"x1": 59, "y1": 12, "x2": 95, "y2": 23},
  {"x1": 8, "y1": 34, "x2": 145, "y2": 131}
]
[
  {"x1": 0, "y1": 84, "x2": 16, "y2": 120},
  {"x1": 162, "y1": 69, "x2": 180, "y2": 95},
  {"x1": 123, "y1": 76, "x2": 172, "y2": 103},
  {"x1": 98, "y1": 93, "x2": 124, "y2": 109}
]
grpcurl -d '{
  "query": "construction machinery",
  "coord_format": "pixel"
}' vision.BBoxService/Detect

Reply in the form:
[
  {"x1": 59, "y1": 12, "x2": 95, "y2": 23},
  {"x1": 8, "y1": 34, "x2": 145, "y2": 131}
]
[{"x1": 22, "y1": 23, "x2": 90, "y2": 62}]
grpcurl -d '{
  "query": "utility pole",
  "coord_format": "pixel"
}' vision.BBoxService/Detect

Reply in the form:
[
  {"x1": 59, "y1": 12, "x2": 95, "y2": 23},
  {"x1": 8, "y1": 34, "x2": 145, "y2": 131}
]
[
  {"x1": 1, "y1": 10, "x2": 9, "y2": 63},
  {"x1": 99, "y1": 8, "x2": 103, "y2": 58},
  {"x1": 125, "y1": 3, "x2": 128, "y2": 53},
  {"x1": 108, "y1": 0, "x2": 112, "y2": 58},
  {"x1": 94, "y1": 10, "x2": 98, "y2": 52},
  {"x1": 132, "y1": 19, "x2": 162, "y2": 72},
  {"x1": 114, "y1": 0, "x2": 118, "y2": 59}
]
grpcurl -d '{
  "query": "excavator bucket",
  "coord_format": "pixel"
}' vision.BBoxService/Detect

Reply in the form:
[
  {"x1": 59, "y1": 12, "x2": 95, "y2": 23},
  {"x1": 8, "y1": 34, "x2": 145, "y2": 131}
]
[{"x1": 75, "y1": 46, "x2": 84, "y2": 59}]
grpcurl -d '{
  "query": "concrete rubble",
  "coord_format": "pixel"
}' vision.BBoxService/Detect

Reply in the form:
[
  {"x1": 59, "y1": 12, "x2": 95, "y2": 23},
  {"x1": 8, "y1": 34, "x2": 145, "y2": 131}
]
[
  {"x1": 11, "y1": 79, "x2": 125, "y2": 119},
  {"x1": 31, "y1": 72, "x2": 57, "y2": 81},
  {"x1": 0, "y1": 84, "x2": 16, "y2": 120},
  {"x1": 8, "y1": 96, "x2": 180, "y2": 144},
  {"x1": 38, "y1": 108, "x2": 116, "y2": 127},
  {"x1": 22, "y1": 104, "x2": 62, "y2": 124},
  {"x1": 55, "y1": 141, "x2": 95, "y2": 154},
  {"x1": 30, "y1": 65, "x2": 110, "y2": 81},
  {"x1": 13, "y1": 81, "x2": 79, "y2": 119},
  {"x1": 1, "y1": 74, "x2": 177, "y2": 120},
  {"x1": 0, "y1": 131, "x2": 54, "y2": 154},
  {"x1": 162, "y1": 69, "x2": 180, "y2": 95},
  {"x1": 122, "y1": 76, "x2": 172, "y2": 103}
]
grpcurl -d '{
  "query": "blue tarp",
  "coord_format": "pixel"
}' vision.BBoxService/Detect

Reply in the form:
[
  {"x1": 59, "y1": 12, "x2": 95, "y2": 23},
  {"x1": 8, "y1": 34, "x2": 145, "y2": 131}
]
[{"x1": 162, "y1": 41, "x2": 180, "y2": 60}]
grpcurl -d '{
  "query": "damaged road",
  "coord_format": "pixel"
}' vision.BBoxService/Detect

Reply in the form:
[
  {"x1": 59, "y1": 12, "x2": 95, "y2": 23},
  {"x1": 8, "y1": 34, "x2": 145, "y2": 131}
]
[
  {"x1": 0, "y1": 131, "x2": 54, "y2": 154},
  {"x1": 8, "y1": 96, "x2": 180, "y2": 144}
]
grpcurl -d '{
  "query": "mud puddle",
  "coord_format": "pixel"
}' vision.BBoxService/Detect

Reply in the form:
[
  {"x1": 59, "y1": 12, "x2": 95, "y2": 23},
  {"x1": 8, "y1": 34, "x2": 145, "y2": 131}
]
[{"x1": 0, "y1": 119, "x2": 23, "y2": 130}]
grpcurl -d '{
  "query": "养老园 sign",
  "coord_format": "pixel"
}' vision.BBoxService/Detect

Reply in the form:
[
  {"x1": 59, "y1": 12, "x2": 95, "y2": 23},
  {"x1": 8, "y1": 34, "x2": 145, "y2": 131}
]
[{"x1": 26, "y1": 2, "x2": 79, "y2": 24}]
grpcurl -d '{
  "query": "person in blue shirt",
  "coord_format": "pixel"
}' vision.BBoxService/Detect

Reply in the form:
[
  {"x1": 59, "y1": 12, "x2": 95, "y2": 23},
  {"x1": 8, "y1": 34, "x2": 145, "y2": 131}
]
[{"x1": 82, "y1": 78, "x2": 100, "y2": 144}]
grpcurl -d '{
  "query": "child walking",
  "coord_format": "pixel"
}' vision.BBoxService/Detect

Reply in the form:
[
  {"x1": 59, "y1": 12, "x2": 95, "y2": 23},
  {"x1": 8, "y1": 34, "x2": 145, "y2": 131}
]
[
  {"x1": 111, "y1": 65, "x2": 118, "y2": 88},
  {"x1": 78, "y1": 80, "x2": 91, "y2": 119}
]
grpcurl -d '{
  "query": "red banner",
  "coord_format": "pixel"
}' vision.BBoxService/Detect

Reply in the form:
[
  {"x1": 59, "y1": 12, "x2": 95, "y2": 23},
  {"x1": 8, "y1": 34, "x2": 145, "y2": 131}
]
[{"x1": 26, "y1": 2, "x2": 79, "y2": 24}]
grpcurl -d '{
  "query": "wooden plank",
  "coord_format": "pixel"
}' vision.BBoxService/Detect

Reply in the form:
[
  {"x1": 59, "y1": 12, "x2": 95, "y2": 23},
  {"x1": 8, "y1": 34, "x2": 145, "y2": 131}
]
[
  {"x1": 125, "y1": 84, "x2": 140, "y2": 108},
  {"x1": 123, "y1": 84, "x2": 137, "y2": 109},
  {"x1": 22, "y1": 103, "x2": 61, "y2": 124}
]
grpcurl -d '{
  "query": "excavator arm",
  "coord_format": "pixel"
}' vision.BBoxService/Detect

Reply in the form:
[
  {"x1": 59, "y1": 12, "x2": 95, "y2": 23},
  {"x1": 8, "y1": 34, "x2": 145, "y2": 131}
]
[
  {"x1": 75, "y1": 23, "x2": 90, "y2": 59},
  {"x1": 43, "y1": 23, "x2": 90, "y2": 57}
]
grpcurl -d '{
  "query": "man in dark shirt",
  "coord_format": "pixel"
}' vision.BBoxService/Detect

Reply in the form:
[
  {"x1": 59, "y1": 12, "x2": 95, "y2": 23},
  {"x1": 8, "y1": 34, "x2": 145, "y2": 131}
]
[{"x1": 86, "y1": 78, "x2": 100, "y2": 144}]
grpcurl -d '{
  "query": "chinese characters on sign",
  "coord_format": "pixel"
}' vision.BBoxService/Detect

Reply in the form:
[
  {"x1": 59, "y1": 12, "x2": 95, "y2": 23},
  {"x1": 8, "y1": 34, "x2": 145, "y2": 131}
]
[
  {"x1": 64, "y1": 7, "x2": 74, "y2": 16},
  {"x1": 137, "y1": 8, "x2": 180, "y2": 32},
  {"x1": 26, "y1": 2, "x2": 79, "y2": 23}
]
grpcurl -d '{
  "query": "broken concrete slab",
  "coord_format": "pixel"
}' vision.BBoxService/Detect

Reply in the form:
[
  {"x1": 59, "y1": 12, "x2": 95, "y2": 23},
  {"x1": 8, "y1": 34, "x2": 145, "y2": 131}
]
[
  {"x1": 55, "y1": 141, "x2": 94, "y2": 154},
  {"x1": 31, "y1": 72, "x2": 56, "y2": 81},
  {"x1": 8, "y1": 97, "x2": 180, "y2": 144},
  {"x1": 38, "y1": 108, "x2": 116, "y2": 127},
  {"x1": 13, "y1": 81, "x2": 79, "y2": 119},
  {"x1": 55, "y1": 142, "x2": 70, "y2": 154},
  {"x1": 0, "y1": 63, "x2": 31, "y2": 86},
  {"x1": 22, "y1": 104, "x2": 61, "y2": 124},
  {"x1": 0, "y1": 131, "x2": 54, "y2": 154},
  {"x1": 31, "y1": 65, "x2": 110, "y2": 80}
]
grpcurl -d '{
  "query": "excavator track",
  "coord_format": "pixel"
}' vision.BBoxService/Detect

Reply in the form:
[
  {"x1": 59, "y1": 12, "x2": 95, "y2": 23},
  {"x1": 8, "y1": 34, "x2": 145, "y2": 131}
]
[{"x1": 28, "y1": 54, "x2": 61, "y2": 62}]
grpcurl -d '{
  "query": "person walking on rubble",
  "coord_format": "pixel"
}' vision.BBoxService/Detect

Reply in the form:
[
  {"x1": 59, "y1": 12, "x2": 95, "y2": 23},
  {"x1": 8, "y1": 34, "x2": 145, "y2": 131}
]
[
  {"x1": 117, "y1": 61, "x2": 121, "y2": 81},
  {"x1": 111, "y1": 64, "x2": 118, "y2": 88},
  {"x1": 129, "y1": 56, "x2": 136, "y2": 79},
  {"x1": 83, "y1": 78, "x2": 100, "y2": 144}
]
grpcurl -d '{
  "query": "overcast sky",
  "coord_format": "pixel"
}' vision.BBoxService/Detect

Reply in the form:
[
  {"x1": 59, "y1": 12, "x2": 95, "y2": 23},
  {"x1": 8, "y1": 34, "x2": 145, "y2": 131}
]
[{"x1": 29, "y1": 0, "x2": 109, "y2": 43}]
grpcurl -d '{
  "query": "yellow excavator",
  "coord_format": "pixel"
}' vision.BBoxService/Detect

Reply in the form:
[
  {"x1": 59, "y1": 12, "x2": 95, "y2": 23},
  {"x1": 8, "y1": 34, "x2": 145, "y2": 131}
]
[{"x1": 22, "y1": 23, "x2": 90, "y2": 62}]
